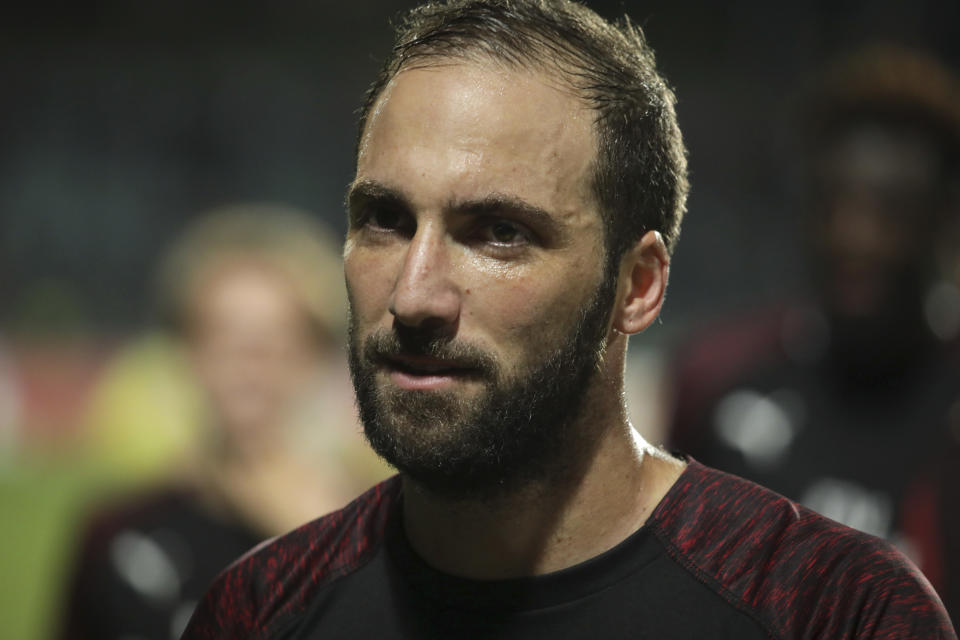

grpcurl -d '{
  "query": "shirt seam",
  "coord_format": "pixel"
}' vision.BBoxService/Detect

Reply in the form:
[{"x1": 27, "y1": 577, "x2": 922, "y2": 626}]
[
  {"x1": 250, "y1": 525, "x2": 391, "y2": 640},
  {"x1": 648, "y1": 522, "x2": 781, "y2": 640}
]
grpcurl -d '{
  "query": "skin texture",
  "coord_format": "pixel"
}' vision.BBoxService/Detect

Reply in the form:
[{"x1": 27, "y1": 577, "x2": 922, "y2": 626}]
[
  {"x1": 345, "y1": 60, "x2": 683, "y2": 579},
  {"x1": 345, "y1": 59, "x2": 623, "y2": 499}
]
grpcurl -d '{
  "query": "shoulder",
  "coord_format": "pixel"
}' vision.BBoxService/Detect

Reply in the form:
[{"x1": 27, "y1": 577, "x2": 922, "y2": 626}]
[
  {"x1": 649, "y1": 461, "x2": 956, "y2": 639},
  {"x1": 181, "y1": 476, "x2": 402, "y2": 640},
  {"x1": 72, "y1": 486, "x2": 198, "y2": 566},
  {"x1": 61, "y1": 487, "x2": 224, "y2": 640}
]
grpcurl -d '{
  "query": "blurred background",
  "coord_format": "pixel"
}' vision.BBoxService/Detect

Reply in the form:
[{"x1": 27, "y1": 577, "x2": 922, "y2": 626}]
[{"x1": 2, "y1": 1, "x2": 959, "y2": 638}]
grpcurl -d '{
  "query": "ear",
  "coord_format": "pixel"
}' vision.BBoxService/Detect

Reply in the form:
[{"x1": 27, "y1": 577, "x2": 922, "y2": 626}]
[{"x1": 612, "y1": 230, "x2": 670, "y2": 335}]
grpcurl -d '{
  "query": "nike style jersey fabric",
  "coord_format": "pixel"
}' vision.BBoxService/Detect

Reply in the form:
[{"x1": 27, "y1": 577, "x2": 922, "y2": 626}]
[{"x1": 182, "y1": 461, "x2": 956, "y2": 639}]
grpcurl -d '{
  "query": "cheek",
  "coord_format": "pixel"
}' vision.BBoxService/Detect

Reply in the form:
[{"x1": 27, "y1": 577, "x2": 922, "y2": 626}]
[
  {"x1": 465, "y1": 263, "x2": 597, "y2": 350},
  {"x1": 345, "y1": 255, "x2": 393, "y2": 324}
]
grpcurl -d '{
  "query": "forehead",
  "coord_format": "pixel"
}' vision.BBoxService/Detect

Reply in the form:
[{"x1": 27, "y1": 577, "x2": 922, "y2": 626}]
[{"x1": 356, "y1": 61, "x2": 600, "y2": 226}]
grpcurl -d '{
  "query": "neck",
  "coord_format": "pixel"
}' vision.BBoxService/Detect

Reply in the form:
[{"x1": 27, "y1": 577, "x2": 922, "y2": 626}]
[{"x1": 401, "y1": 340, "x2": 685, "y2": 579}]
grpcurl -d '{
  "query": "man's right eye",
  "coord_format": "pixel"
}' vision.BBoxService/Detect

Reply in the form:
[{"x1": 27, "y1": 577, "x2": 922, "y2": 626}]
[
  {"x1": 362, "y1": 206, "x2": 411, "y2": 234},
  {"x1": 370, "y1": 207, "x2": 400, "y2": 229}
]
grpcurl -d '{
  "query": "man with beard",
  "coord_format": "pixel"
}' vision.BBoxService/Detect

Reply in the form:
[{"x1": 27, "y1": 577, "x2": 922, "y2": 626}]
[{"x1": 182, "y1": 2, "x2": 955, "y2": 638}]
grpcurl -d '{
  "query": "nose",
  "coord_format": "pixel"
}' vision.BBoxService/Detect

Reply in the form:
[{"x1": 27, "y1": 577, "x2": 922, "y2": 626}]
[{"x1": 389, "y1": 225, "x2": 462, "y2": 331}]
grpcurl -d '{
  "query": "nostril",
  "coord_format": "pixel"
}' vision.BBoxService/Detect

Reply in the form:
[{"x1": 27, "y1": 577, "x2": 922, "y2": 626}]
[
  {"x1": 420, "y1": 316, "x2": 455, "y2": 332},
  {"x1": 391, "y1": 314, "x2": 459, "y2": 337},
  {"x1": 389, "y1": 274, "x2": 462, "y2": 329}
]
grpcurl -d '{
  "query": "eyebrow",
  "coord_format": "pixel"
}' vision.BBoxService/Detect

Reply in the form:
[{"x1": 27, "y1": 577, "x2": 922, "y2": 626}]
[
  {"x1": 347, "y1": 179, "x2": 562, "y2": 239},
  {"x1": 451, "y1": 194, "x2": 559, "y2": 234},
  {"x1": 346, "y1": 180, "x2": 412, "y2": 220}
]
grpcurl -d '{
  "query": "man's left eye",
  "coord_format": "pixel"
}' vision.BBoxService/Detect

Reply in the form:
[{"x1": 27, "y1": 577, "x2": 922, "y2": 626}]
[{"x1": 484, "y1": 221, "x2": 528, "y2": 245}]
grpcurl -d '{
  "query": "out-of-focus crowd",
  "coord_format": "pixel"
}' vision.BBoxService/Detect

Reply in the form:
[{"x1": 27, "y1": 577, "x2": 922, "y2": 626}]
[{"x1": 1, "y1": 205, "x2": 393, "y2": 639}]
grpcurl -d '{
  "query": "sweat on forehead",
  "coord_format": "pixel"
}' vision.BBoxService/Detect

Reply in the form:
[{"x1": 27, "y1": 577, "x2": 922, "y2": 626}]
[
  {"x1": 359, "y1": 59, "x2": 596, "y2": 158},
  {"x1": 354, "y1": 61, "x2": 602, "y2": 241},
  {"x1": 354, "y1": 0, "x2": 688, "y2": 262}
]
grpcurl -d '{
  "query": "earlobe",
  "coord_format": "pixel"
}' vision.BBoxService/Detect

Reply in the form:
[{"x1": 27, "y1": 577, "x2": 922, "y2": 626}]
[{"x1": 612, "y1": 231, "x2": 670, "y2": 335}]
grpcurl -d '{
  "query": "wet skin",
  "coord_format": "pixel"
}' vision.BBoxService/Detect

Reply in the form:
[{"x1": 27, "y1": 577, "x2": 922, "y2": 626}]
[
  {"x1": 345, "y1": 61, "x2": 607, "y2": 403},
  {"x1": 343, "y1": 59, "x2": 682, "y2": 580}
]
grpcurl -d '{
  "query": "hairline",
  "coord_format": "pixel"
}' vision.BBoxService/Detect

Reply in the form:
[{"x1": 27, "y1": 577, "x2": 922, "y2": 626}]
[{"x1": 358, "y1": 51, "x2": 616, "y2": 271}]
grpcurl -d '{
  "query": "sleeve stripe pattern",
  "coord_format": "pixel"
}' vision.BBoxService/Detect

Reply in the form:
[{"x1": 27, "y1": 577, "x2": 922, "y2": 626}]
[{"x1": 648, "y1": 462, "x2": 957, "y2": 640}]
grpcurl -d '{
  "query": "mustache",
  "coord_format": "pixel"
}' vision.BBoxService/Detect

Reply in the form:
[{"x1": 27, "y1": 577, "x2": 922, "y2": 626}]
[{"x1": 362, "y1": 326, "x2": 499, "y2": 378}]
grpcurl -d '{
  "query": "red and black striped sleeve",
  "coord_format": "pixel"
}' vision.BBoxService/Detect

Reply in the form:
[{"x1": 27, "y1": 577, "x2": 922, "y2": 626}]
[{"x1": 651, "y1": 461, "x2": 956, "y2": 639}]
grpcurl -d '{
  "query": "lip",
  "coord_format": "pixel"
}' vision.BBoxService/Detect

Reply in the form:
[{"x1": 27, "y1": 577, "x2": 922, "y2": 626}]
[{"x1": 381, "y1": 354, "x2": 477, "y2": 391}]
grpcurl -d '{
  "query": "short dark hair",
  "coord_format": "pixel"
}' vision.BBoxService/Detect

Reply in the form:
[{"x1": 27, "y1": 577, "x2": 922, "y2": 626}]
[
  {"x1": 355, "y1": 0, "x2": 689, "y2": 264},
  {"x1": 804, "y1": 45, "x2": 960, "y2": 186}
]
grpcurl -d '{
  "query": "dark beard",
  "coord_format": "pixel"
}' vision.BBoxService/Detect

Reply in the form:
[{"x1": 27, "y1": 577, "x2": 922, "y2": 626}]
[{"x1": 347, "y1": 275, "x2": 616, "y2": 501}]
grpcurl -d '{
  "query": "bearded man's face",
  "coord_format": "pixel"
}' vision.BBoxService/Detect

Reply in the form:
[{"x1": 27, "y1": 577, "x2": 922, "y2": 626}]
[
  {"x1": 347, "y1": 275, "x2": 614, "y2": 498},
  {"x1": 343, "y1": 61, "x2": 613, "y2": 498}
]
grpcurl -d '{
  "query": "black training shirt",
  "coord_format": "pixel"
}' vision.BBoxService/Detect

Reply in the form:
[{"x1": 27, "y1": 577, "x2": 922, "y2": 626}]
[{"x1": 183, "y1": 461, "x2": 956, "y2": 639}]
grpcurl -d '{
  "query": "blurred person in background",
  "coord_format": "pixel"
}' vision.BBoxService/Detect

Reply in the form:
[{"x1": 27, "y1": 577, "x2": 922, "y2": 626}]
[
  {"x1": 59, "y1": 205, "x2": 391, "y2": 640},
  {"x1": 668, "y1": 45, "x2": 960, "y2": 621}
]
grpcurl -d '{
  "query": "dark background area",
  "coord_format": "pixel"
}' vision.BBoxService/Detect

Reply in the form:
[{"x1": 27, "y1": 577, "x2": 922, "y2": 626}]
[{"x1": 2, "y1": 0, "x2": 957, "y2": 338}]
